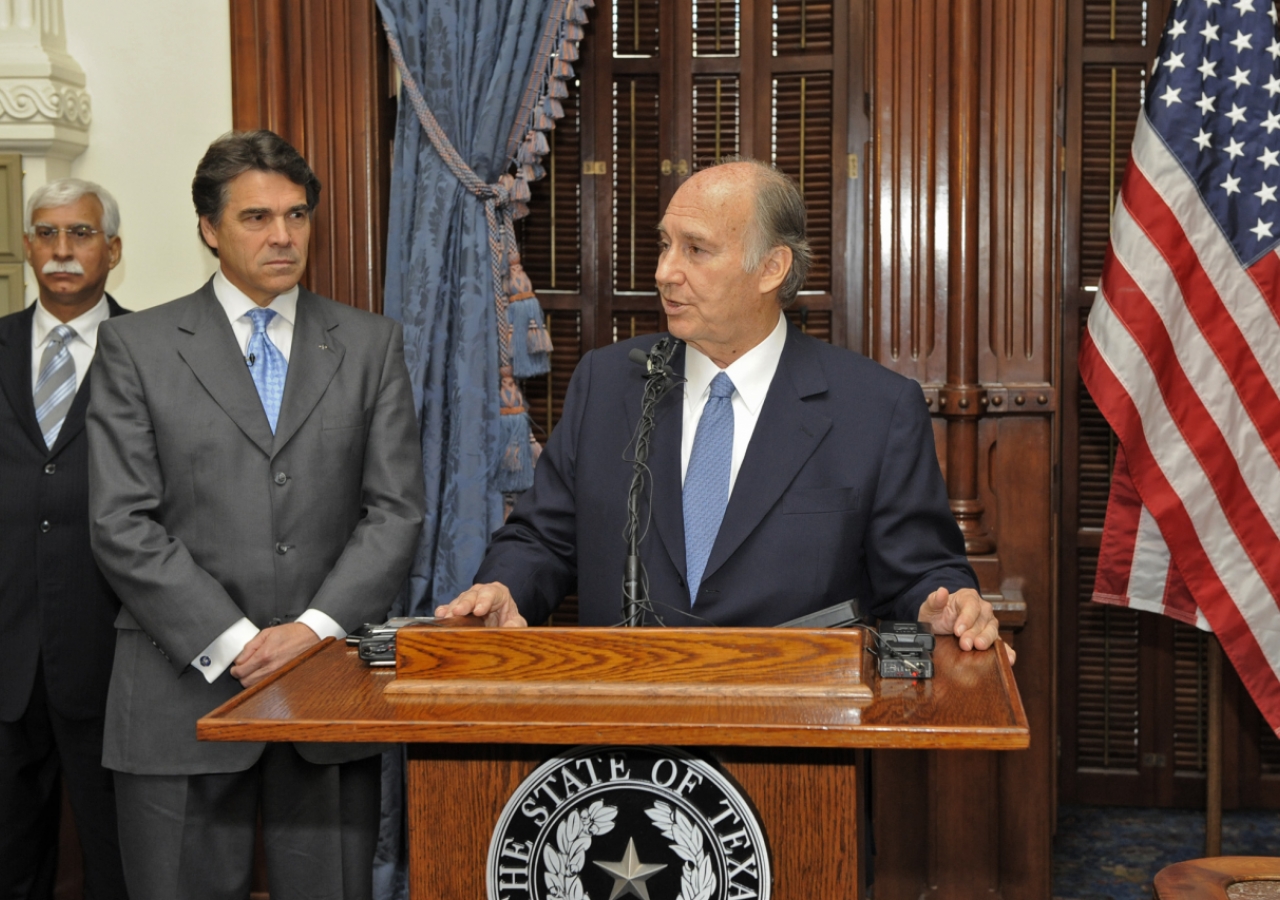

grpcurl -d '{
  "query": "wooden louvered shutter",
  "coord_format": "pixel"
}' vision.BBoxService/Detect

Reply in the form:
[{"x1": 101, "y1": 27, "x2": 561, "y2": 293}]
[
  {"x1": 596, "y1": 0, "x2": 853, "y2": 349},
  {"x1": 762, "y1": 2, "x2": 845, "y2": 342},
  {"x1": 1061, "y1": 0, "x2": 1178, "y2": 807},
  {"x1": 1078, "y1": 65, "x2": 1146, "y2": 284},
  {"x1": 1060, "y1": 0, "x2": 1280, "y2": 809}
]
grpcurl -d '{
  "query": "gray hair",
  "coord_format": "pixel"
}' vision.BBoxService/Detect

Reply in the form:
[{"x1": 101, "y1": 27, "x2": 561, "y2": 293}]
[
  {"x1": 716, "y1": 156, "x2": 812, "y2": 307},
  {"x1": 25, "y1": 178, "x2": 121, "y2": 238}
]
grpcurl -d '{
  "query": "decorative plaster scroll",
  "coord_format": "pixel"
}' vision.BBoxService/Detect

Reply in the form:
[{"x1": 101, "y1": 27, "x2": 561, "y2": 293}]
[{"x1": 0, "y1": 81, "x2": 91, "y2": 126}]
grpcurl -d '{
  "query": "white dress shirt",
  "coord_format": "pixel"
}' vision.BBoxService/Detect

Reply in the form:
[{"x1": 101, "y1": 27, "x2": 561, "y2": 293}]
[
  {"x1": 30, "y1": 294, "x2": 110, "y2": 395},
  {"x1": 214, "y1": 268, "x2": 298, "y2": 362},
  {"x1": 192, "y1": 271, "x2": 344, "y2": 684},
  {"x1": 680, "y1": 312, "x2": 788, "y2": 494}
]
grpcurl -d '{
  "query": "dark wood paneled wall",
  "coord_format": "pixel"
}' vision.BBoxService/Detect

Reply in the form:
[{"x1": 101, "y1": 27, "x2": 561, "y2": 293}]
[
  {"x1": 230, "y1": 0, "x2": 394, "y2": 313},
  {"x1": 867, "y1": 0, "x2": 1060, "y2": 897}
]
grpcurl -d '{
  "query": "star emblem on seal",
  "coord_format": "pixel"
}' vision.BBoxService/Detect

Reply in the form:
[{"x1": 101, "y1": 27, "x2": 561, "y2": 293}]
[{"x1": 593, "y1": 837, "x2": 667, "y2": 900}]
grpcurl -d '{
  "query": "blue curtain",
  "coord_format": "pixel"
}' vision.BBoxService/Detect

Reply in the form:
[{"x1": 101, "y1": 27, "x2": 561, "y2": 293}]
[
  {"x1": 378, "y1": 0, "x2": 557, "y2": 611},
  {"x1": 373, "y1": 1, "x2": 586, "y2": 895}
]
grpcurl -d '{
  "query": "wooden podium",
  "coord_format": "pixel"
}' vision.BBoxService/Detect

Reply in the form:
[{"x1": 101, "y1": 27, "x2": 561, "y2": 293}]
[{"x1": 199, "y1": 626, "x2": 1028, "y2": 899}]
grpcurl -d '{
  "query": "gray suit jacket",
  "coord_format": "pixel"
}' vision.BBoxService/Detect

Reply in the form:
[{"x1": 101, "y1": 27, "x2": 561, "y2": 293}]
[{"x1": 88, "y1": 281, "x2": 424, "y2": 775}]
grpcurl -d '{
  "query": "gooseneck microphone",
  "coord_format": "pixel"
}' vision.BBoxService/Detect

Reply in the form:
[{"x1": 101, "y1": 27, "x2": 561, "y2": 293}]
[{"x1": 621, "y1": 337, "x2": 684, "y2": 627}]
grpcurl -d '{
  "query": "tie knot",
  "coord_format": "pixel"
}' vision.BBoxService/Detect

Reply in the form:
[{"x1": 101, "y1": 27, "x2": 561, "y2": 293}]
[
  {"x1": 709, "y1": 372, "x2": 735, "y2": 400},
  {"x1": 49, "y1": 324, "x2": 76, "y2": 347},
  {"x1": 246, "y1": 307, "x2": 277, "y2": 333}
]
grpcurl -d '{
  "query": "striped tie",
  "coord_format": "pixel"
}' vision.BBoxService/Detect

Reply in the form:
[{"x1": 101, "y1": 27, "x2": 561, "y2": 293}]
[{"x1": 34, "y1": 324, "x2": 77, "y2": 450}]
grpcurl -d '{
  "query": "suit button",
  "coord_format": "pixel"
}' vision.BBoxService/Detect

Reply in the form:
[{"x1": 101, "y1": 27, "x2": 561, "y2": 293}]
[
  {"x1": 275, "y1": 542, "x2": 289, "y2": 555},
  {"x1": 274, "y1": 471, "x2": 287, "y2": 485},
  {"x1": 39, "y1": 520, "x2": 51, "y2": 533},
  {"x1": 44, "y1": 463, "x2": 56, "y2": 475}
]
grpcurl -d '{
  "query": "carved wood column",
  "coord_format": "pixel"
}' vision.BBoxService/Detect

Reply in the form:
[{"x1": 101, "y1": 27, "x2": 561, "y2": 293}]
[
  {"x1": 867, "y1": 0, "x2": 1061, "y2": 897},
  {"x1": 944, "y1": 0, "x2": 994, "y2": 557},
  {"x1": 229, "y1": 0, "x2": 394, "y2": 312}
]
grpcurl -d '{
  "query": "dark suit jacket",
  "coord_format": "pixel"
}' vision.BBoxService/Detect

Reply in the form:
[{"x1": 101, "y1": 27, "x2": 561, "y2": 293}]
[
  {"x1": 476, "y1": 324, "x2": 977, "y2": 626},
  {"x1": 0, "y1": 296, "x2": 128, "y2": 722},
  {"x1": 88, "y1": 281, "x2": 424, "y2": 775}
]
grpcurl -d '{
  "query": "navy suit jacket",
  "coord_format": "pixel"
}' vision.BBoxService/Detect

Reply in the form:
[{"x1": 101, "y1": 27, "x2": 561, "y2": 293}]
[
  {"x1": 0, "y1": 295, "x2": 128, "y2": 722},
  {"x1": 476, "y1": 323, "x2": 977, "y2": 626}
]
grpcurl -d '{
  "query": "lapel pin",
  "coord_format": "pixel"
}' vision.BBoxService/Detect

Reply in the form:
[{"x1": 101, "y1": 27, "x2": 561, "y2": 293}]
[{"x1": 318, "y1": 344, "x2": 328, "y2": 350}]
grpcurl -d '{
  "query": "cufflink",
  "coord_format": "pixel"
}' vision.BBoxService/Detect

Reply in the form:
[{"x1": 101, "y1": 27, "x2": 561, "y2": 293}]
[{"x1": 200, "y1": 656, "x2": 212, "y2": 667}]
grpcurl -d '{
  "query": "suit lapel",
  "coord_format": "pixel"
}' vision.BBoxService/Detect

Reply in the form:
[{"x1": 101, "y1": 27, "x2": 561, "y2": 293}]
[
  {"x1": 0, "y1": 305, "x2": 44, "y2": 452},
  {"x1": 700, "y1": 327, "x2": 832, "y2": 584},
  {"x1": 648, "y1": 342, "x2": 689, "y2": 584},
  {"x1": 271, "y1": 289, "x2": 343, "y2": 458},
  {"x1": 175, "y1": 283, "x2": 275, "y2": 457},
  {"x1": 47, "y1": 294, "x2": 129, "y2": 455}
]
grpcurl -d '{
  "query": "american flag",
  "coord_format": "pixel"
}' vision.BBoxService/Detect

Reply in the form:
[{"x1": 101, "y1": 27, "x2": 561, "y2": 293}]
[{"x1": 1080, "y1": 0, "x2": 1280, "y2": 736}]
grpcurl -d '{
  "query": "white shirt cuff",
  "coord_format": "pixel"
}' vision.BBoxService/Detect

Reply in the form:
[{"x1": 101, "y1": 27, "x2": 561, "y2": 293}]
[
  {"x1": 193, "y1": 617, "x2": 260, "y2": 684},
  {"x1": 296, "y1": 609, "x2": 346, "y2": 641}
]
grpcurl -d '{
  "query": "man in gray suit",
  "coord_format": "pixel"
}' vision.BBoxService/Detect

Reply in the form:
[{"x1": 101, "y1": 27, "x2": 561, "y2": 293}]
[{"x1": 87, "y1": 131, "x2": 424, "y2": 900}]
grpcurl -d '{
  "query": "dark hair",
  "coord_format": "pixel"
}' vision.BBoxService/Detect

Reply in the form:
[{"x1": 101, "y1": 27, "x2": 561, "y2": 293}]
[{"x1": 192, "y1": 130, "x2": 321, "y2": 256}]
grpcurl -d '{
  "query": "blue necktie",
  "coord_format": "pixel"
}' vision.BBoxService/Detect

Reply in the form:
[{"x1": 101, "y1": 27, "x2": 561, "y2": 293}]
[
  {"x1": 245, "y1": 308, "x2": 288, "y2": 433},
  {"x1": 34, "y1": 324, "x2": 76, "y2": 449},
  {"x1": 683, "y1": 372, "x2": 735, "y2": 604}
]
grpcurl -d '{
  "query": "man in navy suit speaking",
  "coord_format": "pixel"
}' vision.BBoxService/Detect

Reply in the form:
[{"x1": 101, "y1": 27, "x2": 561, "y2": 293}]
[{"x1": 439, "y1": 158, "x2": 1003, "y2": 655}]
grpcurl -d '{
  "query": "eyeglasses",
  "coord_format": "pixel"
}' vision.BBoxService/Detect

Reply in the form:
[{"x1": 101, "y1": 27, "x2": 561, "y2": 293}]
[{"x1": 28, "y1": 225, "x2": 104, "y2": 245}]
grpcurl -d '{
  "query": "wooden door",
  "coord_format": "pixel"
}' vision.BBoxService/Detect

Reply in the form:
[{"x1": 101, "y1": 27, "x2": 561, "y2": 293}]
[{"x1": 518, "y1": 0, "x2": 860, "y2": 441}]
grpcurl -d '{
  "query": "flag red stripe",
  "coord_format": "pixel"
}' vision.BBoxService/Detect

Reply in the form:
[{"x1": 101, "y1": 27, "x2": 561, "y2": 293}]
[
  {"x1": 1097, "y1": 251, "x2": 1280, "y2": 604},
  {"x1": 1162, "y1": 556, "x2": 1199, "y2": 623},
  {"x1": 1080, "y1": 331, "x2": 1280, "y2": 731},
  {"x1": 1120, "y1": 166, "x2": 1280, "y2": 473},
  {"x1": 1092, "y1": 445, "x2": 1142, "y2": 605},
  {"x1": 1245, "y1": 250, "x2": 1280, "y2": 330}
]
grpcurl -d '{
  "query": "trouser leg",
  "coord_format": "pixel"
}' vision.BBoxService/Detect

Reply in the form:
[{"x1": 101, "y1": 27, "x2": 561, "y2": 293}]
[
  {"x1": 113, "y1": 767, "x2": 257, "y2": 900},
  {"x1": 0, "y1": 673, "x2": 59, "y2": 900},
  {"x1": 47, "y1": 707, "x2": 127, "y2": 900},
  {"x1": 259, "y1": 745, "x2": 381, "y2": 900}
]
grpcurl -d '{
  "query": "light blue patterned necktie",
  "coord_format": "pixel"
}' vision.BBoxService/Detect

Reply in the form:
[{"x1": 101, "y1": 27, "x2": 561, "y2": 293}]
[
  {"x1": 245, "y1": 307, "x2": 288, "y2": 433},
  {"x1": 683, "y1": 372, "x2": 735, "y2": 604},
  {"x1": 34, "y1": 324, "x2": 77, "y2": 450}
]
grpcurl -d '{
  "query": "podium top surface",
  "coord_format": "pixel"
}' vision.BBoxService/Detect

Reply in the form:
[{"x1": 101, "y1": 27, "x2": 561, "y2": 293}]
[{"x1": 199, "y1": 627, "x2": 1029, "y2": 750}]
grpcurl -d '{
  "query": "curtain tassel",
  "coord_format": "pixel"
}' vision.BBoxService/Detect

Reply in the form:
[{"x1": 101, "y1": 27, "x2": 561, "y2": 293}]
[
  {"x1": 506, "y1": 252, "x2": 553, "y2": 378},
  {"x1": 497, "y1": 368, "x2": 537, "y2": 492}
]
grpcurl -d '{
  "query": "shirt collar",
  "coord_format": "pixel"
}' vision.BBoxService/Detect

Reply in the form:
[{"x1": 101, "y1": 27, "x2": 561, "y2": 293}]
[
  {"x1": 31, "y1": 294, "x2": 111, "y2": 351},
  {"x1": 683, "y1": 312, "x2": 787, "y2": 414},
  {"x1": 212, "y1": 269, "x2": 299, "y2": 326}
]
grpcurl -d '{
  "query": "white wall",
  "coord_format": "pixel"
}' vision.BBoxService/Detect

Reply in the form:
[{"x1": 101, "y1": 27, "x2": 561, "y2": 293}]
[{"x1": 24, "y1": 0, "x2": 232, "y2": 310}]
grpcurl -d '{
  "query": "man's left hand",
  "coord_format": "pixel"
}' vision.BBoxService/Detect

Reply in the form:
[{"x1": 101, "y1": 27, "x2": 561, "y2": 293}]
[
  {"x1": 230, "y1": 622, "x2": 320, "y2": 688},
  {"x1": 917, "y1": 587, "x2": 1015, "y2": 663}
]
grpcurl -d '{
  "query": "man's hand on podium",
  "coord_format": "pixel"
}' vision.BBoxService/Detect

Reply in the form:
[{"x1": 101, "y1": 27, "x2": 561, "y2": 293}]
[
  {"x1": 435, "y1": 582, "x2": 529, "y2": 628},
  {"x1": 917, "y1": 587, "x2": 1016, "y2": 665}
]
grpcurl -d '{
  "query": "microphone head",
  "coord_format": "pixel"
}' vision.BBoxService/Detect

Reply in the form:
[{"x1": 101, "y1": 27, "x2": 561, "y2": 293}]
[{"x1": 628, "y1": 348, "x2": 649, "y2": 367}]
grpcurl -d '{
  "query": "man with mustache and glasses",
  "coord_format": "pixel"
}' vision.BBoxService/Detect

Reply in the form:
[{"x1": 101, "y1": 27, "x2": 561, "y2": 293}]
[
  {"x1": 86, "y1": 131, "x2": 423, "y2": 900},
  {"x1": 0, "y1": 179, "x2": 129, "y2": 899}
]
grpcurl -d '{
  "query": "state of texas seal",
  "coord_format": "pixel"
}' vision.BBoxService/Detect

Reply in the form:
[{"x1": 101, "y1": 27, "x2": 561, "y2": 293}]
[{"x1": 487, "y1": 746, "x2": 771, "y2": 900}]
